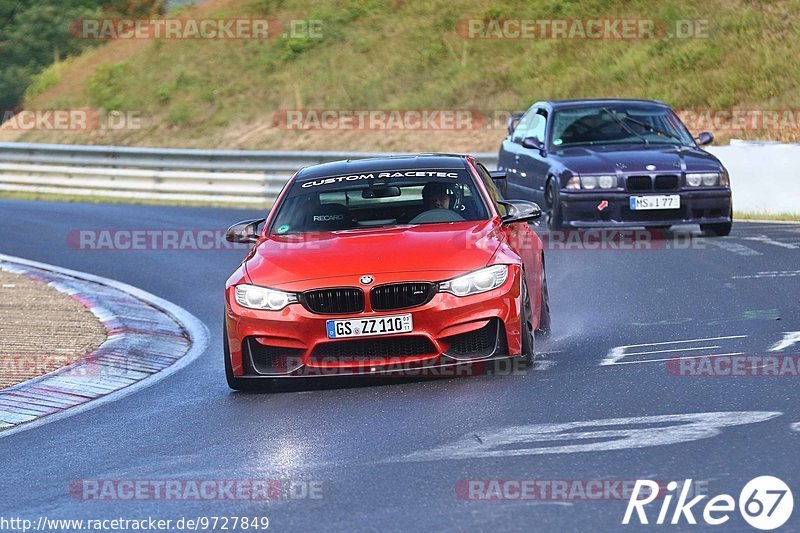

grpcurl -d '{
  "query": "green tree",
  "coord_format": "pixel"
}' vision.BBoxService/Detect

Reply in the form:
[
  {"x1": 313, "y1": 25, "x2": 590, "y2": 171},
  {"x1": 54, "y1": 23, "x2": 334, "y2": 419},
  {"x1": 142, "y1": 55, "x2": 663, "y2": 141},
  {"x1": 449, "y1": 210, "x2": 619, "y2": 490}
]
[{"x1": 0, "y1": 0, "x2": 164, "y2": 111}]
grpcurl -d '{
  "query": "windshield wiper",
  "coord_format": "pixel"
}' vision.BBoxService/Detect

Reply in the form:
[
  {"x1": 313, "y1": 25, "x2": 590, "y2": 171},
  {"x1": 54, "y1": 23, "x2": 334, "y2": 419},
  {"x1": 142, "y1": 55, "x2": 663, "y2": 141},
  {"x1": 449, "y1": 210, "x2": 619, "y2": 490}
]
[
  {"x1": 618, "y1": 114, "x2": 684, "y2": 143},
  {"x1": 600, "y1": 107, "x2": 649, "y2": 146}
]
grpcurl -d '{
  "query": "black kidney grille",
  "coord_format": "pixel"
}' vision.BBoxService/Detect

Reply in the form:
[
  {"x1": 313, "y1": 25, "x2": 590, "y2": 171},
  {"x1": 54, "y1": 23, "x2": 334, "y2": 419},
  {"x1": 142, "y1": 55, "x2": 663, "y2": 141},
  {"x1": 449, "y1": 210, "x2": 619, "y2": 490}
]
[
  {"x1": 311, "y1": 336, "x2": 436, "y2": 360},
  {"x1": 371, "y1": 282, "x2": 435, "y2": 311},
  {"x1": 627, "y1": 175, "x2": 652, "y2": 191},
  {"x1": 654, "y1": 174, "x2": 679, "y2": 190},
  {"x1": 302, "y1": 288, "x2": 364, "y2": 314}
]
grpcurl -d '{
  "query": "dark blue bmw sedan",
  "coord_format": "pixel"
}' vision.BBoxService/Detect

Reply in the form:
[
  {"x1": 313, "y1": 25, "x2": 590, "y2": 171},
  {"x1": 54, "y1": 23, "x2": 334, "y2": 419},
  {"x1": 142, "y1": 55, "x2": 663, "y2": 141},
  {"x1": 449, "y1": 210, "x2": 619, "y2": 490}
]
[{"x1": 495, "y1": 99, "x2": 732, "y2": 235}]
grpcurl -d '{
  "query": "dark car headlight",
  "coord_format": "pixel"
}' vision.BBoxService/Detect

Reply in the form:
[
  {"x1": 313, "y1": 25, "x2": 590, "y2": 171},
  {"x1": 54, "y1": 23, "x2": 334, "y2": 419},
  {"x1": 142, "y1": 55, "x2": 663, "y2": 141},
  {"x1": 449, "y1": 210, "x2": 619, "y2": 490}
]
[
  {"x1": 686, "y1": 172, "x2": 721, "y2": 187},
  {"x1": 566, "y1": 175, "x2": 617, "y2": 190}
]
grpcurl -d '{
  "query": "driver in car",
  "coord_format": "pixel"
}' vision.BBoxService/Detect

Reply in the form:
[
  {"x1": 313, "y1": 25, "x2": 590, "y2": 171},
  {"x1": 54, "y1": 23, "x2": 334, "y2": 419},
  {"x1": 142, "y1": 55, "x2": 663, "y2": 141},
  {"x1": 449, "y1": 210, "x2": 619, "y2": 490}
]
[{"x1": 421, "y1": 182, "x2": 452, "y2": 210}]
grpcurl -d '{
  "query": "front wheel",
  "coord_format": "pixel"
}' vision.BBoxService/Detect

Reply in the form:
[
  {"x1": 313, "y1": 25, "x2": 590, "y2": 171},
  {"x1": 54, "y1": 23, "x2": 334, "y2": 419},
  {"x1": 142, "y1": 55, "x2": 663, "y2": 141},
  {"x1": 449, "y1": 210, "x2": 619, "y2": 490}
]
[{"x1": 546, "y1": 181, "x2": 564, "y2": 230}]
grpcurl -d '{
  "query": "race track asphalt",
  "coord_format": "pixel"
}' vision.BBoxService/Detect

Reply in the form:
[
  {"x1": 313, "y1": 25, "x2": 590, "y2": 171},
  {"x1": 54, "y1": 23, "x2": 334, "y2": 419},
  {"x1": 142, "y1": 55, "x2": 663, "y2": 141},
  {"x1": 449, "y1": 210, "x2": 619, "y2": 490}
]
[{"x1": 1, "y1": 198, "x2": 798, "y2": 532}]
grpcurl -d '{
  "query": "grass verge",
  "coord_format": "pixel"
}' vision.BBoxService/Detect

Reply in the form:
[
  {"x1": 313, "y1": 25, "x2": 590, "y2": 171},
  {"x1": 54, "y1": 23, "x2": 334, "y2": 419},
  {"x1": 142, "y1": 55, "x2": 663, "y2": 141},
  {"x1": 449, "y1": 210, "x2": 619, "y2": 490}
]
[
  {"x1": 5, "y1": 0, "x2": 800, "y2": 152},
  {"x1": 734, "y1": 212, "x2": 800, "y2": 222}
]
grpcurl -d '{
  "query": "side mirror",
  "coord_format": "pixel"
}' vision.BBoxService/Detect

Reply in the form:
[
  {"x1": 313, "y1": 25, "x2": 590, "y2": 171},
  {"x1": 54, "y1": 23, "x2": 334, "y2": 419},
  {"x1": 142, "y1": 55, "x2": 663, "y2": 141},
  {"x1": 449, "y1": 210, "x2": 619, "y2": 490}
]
[
  {"x1": 695, "y1": 131, "x2": 714, "y2": 146},
  {"x1": 489, "y1": 170, "x2": 507, "y2": 182},
  {"x1": 225, "y1": 218, "x2": 266, "y2": 243},
  {"x1": 499, "y1": 200, "x2": 542, "y2": 224},
  {"x1": 522, "y1": 136, "x2": 546, "y2": 152},
  {"x1": 489, "y1": 170, "x2": 507, "y2": 196},
  {"x1": 507, "y1": 113, "x2": 523, "y2": 136}
]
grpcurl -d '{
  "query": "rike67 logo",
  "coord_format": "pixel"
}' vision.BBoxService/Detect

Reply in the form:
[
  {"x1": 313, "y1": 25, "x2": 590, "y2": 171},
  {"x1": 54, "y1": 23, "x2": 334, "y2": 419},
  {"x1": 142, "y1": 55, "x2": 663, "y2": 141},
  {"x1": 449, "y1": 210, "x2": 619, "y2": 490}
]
[{"x1": 623, "y1": 476, "x2": 793, "y2": 530}]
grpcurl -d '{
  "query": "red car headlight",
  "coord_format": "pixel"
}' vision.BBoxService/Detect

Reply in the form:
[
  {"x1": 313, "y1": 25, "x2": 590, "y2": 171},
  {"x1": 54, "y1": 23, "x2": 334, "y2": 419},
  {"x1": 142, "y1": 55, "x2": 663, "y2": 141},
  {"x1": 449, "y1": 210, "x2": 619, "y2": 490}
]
[
  {"x1": 439, "y1": 265, "x2": 509, "y2": 297},
  {"x1": 235, "y1": 284, "x2": 299, "y2": 311}
]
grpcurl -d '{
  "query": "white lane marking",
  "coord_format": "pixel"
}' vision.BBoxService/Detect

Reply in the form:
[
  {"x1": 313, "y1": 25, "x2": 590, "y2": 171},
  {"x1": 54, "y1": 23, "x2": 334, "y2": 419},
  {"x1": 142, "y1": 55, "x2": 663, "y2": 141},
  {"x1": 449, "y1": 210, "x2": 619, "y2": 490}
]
[
  {"x1": 615, "y1": 335, "x2": 746, "y2": 348},
  {"x1": 610, "y1": 352, "x2": 743, "y2": 366},
  {"x1": 770, "y1": 332, "x2": 800, "y2": 352},
  {"x1": 791, "y1": 422, "x2": 800, "y2": 432},
  {"x1": 535, "y1": 359, "x2": 557, "y2": 371},
  {"x1": 604, "y1": 345, "x2": 627, "y2": 366},
  {"x1": 705, "y1": 241, "x2": 762, "y2": 256},
  {"x1": 733, "y1": 270, "x2": 800, "y2": 279},
  {"x1": 0, "y1": 253, "x2": 209, "y2": 439},
  {"x1": 390, "y1": 411, "x2": 782, "y2": 462},
  {"x1": 601, "y1": 335, "x2": 747, "y2": 365},
  {"x1": 622, "y1": 346, "x2": 719, "y2": 357},
  {"x1": 740, "y1": 235, "x2": 800, "y2": 249}
]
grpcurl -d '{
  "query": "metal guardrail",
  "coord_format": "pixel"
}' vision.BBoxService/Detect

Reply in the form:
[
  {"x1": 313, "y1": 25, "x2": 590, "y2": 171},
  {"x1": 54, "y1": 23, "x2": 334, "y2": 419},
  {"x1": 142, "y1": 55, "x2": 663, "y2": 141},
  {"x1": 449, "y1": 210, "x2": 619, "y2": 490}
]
[
  {"x1": 0, "y1": 142, "x2": 798, "y2": 216},
  {"x1": 0, "y1": 143, "x2": 498, "y2": 204}
]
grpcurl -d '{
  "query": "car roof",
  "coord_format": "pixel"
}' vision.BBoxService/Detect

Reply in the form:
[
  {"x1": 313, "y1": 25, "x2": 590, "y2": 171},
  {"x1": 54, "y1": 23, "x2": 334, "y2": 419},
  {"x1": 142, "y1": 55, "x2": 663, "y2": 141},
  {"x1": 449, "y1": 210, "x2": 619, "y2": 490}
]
[
  {"x1": 294, "y1": 154, "x2": 470, "y2": 181},
  {"x1": 535, "y1": 98, "x2": 670, "y2": 110}
]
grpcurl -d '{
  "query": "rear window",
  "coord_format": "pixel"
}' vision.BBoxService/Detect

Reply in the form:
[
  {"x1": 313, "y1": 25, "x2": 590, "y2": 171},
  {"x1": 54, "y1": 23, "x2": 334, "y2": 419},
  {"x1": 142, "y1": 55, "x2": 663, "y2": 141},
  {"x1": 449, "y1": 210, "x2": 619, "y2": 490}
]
[{"x1": 269, "y1": 168, "x2": 489, "y2": 235}]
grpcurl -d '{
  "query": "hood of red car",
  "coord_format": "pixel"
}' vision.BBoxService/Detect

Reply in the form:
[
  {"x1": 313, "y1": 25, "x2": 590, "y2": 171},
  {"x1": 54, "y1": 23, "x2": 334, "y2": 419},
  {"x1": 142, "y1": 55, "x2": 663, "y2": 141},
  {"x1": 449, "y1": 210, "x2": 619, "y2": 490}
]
[{"x1": 244, "y1": 220, "x2": 504, "y2": 290}]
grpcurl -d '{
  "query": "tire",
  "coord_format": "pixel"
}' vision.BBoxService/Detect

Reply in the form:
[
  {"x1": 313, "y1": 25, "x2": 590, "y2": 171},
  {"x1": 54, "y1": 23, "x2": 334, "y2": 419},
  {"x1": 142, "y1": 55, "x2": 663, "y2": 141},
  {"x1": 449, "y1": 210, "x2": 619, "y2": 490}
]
[
  {"x1": 224, "y1": 319, "x2": 261, "y2": 391},
  {"x1": 520, "y1": 275, "x2": 536, "y2": 366},
  {"x1": 546, "y1": 180, "x2": 564, "y2": 230},
  {"x1": 535, "y1": 258, "x2": 551, "y2": 339},
  {"x1": 701, "y1": 210, "x2": 732, "y2": 237}
]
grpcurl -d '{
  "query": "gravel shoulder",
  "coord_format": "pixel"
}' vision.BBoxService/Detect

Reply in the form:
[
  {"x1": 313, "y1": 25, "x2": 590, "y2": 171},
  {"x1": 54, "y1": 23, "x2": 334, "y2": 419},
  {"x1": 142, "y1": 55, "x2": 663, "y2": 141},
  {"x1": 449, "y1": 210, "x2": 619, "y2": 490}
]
[{"x1": 0, "y1": 269, "x2": 106, "y2": 388}]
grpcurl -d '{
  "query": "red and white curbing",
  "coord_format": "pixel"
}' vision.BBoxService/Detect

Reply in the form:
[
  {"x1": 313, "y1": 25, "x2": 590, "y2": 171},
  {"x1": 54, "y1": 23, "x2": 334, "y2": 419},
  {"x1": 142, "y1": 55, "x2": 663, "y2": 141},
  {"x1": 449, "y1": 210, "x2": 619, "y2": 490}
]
[{"x1": 0, "y1": 254, "x2": 208, "y2": 436}]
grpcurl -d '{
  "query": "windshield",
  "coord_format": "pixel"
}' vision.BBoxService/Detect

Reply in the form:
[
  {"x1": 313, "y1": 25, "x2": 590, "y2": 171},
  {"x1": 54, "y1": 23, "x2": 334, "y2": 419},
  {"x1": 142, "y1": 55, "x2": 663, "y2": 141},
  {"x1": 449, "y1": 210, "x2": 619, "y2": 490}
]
[
  {"x1": 550, "y1": 104, "x2": 694, "y2": 147},
  {"x1": 269, "y1": 168, "x2": 489, "y2": 235}
]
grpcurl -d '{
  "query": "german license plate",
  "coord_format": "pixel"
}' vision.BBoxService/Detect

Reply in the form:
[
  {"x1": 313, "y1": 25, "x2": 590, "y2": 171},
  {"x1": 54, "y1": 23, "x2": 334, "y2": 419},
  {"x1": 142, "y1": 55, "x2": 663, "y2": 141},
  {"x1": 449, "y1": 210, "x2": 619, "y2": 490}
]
[
  {"x1": 326, "y1": 314, "x2": 413, "y2": 339},
  {"x1": 629, "y1": 195, "x2": 680, "y2": 210}
]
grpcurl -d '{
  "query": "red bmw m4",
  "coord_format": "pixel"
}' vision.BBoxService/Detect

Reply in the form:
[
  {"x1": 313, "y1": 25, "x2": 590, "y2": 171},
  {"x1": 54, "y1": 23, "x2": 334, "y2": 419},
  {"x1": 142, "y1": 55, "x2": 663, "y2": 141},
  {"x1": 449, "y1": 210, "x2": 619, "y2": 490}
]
[{"x1": 223, "y1": 154, "x2": 550, "y2": 390}]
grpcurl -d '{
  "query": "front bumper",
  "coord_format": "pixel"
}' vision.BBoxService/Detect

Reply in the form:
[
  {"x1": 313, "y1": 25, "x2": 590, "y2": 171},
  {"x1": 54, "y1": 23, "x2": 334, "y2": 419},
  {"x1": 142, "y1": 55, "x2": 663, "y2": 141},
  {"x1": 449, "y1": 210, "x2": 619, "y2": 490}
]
[
  {"x1": 225, "y1": 267, "x2": 525, "y2": 378},
  {"x1": 560, "y1": 189, "x2": 732, "y2": 228}
]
